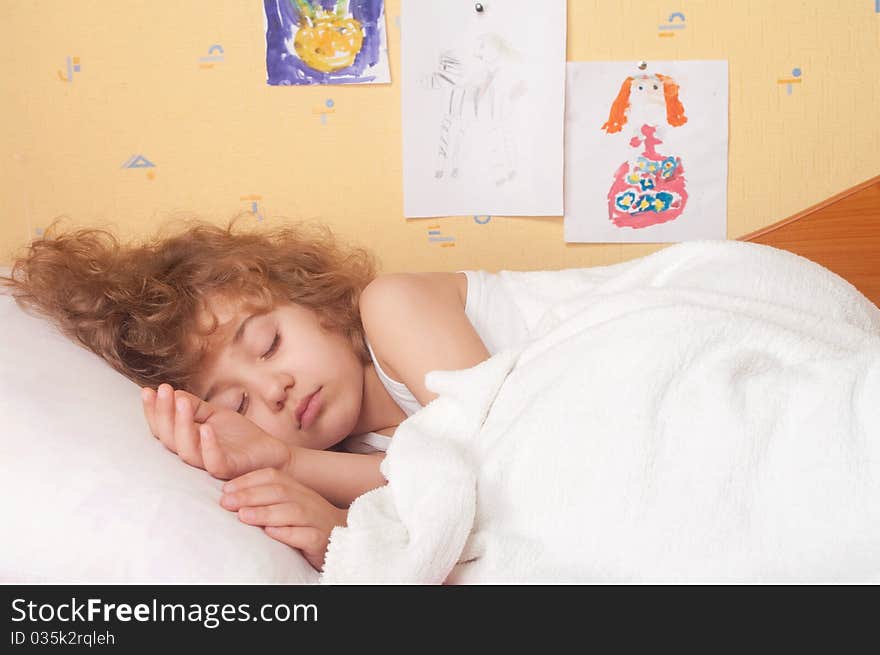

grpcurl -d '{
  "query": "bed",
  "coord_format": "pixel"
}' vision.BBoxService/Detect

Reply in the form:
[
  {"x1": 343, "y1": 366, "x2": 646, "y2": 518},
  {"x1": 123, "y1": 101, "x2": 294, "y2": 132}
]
[
  {"x1": 2, "y1": 175, "x2": 878, "y2": 584},
  {"x1": 739, "y1": 175, "x2": 880, "y2": 309}
]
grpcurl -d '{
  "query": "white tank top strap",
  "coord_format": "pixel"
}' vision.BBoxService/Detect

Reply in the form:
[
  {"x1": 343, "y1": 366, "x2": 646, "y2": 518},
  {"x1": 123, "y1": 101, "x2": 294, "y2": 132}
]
[{"x1": 365, "y1": 337, "x2": 423, "y2": 417}]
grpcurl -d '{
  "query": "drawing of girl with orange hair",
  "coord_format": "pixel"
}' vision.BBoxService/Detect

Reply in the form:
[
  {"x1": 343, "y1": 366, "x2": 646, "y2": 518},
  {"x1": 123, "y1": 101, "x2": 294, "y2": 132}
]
[{"x1": 601, "y1": 73, "x2": 689, "y2": 229}]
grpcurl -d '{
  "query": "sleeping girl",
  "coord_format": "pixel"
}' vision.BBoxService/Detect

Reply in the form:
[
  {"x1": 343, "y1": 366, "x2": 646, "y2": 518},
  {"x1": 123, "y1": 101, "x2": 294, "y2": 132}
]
[
  {"x1": 6, "y1": 215, "x2": 880, "y2": 582},
  {"x1": 0, "y1": 214, "x2": 522, "y2": 571}
]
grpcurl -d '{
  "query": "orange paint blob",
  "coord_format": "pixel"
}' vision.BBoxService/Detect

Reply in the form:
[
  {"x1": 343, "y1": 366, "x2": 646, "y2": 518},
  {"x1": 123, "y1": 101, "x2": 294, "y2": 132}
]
[{"x1": 295, "y1": 13, "x2": 364, "y2": 73}]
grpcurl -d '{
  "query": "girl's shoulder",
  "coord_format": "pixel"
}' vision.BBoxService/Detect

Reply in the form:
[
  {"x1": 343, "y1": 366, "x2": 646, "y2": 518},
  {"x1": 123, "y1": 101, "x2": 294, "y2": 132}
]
[
  {"x1": 360, "y1": 271, "x2": 468, "y2": 383},
  {"x1": 364, "y1": 271, "x2": 468, "y2": 312},
  {"x1": 393, "y1": 271, "x2": 468, "y2": 308},
  {"x1": 360, "y1": 271, "x2": 489, "y2": 408},
  {"x1": 422, "y1": 271, "x2": 468, "y2": 309}
]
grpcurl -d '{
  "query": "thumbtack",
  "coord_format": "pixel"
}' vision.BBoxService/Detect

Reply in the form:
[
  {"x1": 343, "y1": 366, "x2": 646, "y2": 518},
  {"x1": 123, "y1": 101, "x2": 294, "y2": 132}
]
[
  {"x1": 638, "y1": 60, "x2": 648, "y2": 70},
  {"x1": 475, "y1": 3, "x2": 484, "y2": 12}
]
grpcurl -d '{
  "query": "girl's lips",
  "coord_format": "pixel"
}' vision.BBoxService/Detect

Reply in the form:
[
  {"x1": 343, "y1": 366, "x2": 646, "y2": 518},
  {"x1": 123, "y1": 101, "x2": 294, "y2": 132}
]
[
  {"x1": 294, "y1": 389, "x2": 317, "y2": 423},
  {"x1": 297, "y1": 387, "x2": 323, "y2": 430}
]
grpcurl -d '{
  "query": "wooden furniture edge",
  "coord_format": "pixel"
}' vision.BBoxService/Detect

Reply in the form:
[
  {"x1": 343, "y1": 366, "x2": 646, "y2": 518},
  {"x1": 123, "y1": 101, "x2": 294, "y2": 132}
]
[{"x1": 738, "y1": 175, "x2": 880, "y2": 242}]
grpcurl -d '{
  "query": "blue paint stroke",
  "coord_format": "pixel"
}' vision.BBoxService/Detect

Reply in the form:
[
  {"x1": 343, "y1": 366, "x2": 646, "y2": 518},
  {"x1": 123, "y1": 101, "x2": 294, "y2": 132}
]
[
  {"x1": 668, "y1": 12, "x2": 686, "y2": 22},
  {"x1": 785, "y1": 68, "x2": 802, "y2": 94},
  {"x1": 265, "y1": 0, "x2": 385, "y2": 85},
  {"x1": 200, "y1": 45, "x2": 225, "y2": 62},
  {"x1": 58, "y1": 56, "x2": 79, "y2": 82},
  {"x1": 658, "y1": 24, "x2": 686, "y2": 31},
  {"x1": 473, "y1": 215, "x2": 492, "y2": 224},
  {"x1": 251, "y1": 201, "x2": 265, "y2": 221},
  {"x1": 428, "y1": 236, "x2": 455, "y2": 242},
  {"x1": 121, "y1": 155, "x2": 156, "y2": 169}
]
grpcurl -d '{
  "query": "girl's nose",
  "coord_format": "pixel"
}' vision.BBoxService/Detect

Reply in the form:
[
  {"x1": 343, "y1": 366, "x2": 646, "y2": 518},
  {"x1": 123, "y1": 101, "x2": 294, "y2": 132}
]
[{"x1": 265, "y1": 375, "x2": 294, "y2": 411}]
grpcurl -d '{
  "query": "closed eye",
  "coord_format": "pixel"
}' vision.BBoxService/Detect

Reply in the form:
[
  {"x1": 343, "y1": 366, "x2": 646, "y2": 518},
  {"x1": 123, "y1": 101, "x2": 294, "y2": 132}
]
[
  {"x1": 235, "y1": 332, "x2": 281, "y2": 414},
  {"x1": 262, "y1": 332, "x2": 280, "y2": 360}
]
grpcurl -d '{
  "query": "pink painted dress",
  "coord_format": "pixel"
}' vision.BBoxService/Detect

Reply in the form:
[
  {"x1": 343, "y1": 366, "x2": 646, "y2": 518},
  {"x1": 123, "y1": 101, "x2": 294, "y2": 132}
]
[{"x1": 607, "y1": 124, "x2": 688, "y2": 229}]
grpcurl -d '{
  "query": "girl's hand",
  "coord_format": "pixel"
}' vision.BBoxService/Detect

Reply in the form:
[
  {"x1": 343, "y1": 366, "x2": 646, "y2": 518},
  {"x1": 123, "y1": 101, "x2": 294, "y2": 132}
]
[
  {"x1": 220, "y1": 467, "x2": 347, "y2": 572},
  {"x1": 141, "y1": 383, "x2": 293, "y2": 480}
]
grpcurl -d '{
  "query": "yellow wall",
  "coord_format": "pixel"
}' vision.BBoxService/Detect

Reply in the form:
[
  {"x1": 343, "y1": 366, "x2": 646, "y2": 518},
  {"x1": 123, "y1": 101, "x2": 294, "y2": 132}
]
[{"x1": 2, "y1": 0, "x2": 878, "y2": 272}]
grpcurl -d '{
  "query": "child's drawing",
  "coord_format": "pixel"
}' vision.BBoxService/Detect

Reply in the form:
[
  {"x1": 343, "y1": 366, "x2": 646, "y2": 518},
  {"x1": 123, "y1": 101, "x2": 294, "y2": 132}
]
[
  {"x1": 402, "y1": 0, "x2": 566, "y2": 218},
  {"x1": 424, "y1": 34, "x2": 526, "y2": 187},
  {"x1": 602, "y1": 73, "x2": 689, "y2": 229},
  {"x1": 564, "y1": 60, "x2": 728, "y2": 243},
  {"x1": 264, "y1": 0, "x2": 390, "y2": 86}
]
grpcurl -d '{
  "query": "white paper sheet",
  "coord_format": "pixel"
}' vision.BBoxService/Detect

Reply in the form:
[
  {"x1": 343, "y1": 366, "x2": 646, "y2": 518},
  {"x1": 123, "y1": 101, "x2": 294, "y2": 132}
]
[
  {"x1": 401, "y1": 0, "x2": 566, "y2": 218},
  {"x1": 564, "y1": 60, "x2": 729, "y2": 242}
]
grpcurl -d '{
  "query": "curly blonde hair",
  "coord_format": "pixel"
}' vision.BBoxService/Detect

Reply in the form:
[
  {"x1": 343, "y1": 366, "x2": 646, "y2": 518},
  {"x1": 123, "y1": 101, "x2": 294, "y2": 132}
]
[{"x1": 0, "y1": 213, "x2": 381, "y2": 393}]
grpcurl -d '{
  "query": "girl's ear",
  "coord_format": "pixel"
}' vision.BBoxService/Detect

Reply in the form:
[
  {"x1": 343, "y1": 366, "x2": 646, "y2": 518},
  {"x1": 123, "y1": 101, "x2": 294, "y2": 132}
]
[
  {"x1": 601, "y1": 76, "x2": 634, "y2": 134},
  {"x1": 657, "y1": 73, "x2": 688, "y2": 127}
]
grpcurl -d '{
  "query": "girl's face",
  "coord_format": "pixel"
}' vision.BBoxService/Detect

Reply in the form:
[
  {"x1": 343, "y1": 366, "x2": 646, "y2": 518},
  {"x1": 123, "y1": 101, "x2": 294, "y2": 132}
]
[
  {"x1": 191, "y1": 295, "x2": 364, "y2": 451},
  {"x1": 632, "y1": 75, "x2": 665, "y2": 106}
]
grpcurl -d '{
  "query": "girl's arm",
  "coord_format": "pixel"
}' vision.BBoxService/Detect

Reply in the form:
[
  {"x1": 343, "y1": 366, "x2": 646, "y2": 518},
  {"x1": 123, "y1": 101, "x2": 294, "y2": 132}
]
[
  {"x1": 287, "y1": 447, "x2": 385, "y2": 509},
  {"x1": 359, "y1": 272, "x2": 491, "y2": 407}
]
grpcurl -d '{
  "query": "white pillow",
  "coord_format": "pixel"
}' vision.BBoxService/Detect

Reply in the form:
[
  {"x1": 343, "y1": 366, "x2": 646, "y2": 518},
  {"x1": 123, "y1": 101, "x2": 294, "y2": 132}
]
[{"x1": 0, "y1": 270, "x2": 319, "y2": 583}]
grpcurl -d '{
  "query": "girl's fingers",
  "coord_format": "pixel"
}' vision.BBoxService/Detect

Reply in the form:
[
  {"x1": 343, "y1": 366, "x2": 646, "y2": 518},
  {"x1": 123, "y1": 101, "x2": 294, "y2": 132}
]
[
  {"x1": 199, "y1": 423, "x2": 232, "y2": 480},
  {"x1": 141, "y1": 387, "x2": 158, "y2": 438},
  {"x1": 177, "y1": 390, "x2": 214, "y2": 424},
  {"x1": 221, "y1": 483, "x2": 290, "y2": 511},
  {"x1": 263, "y1": 527, "x2": 328, "y2": 571},
  {"x1": 154, "y1": 384, "x2": 177, "y2": 452},
  {"x1": 223, "y1": 467, "x2": 284, "y2": 494},
  {"x1": 236, "y1": 502, "x2": 305, "y2": 527},
  {"x1": 264, "y1": 526, "x2": 323, "y2": 548},
  {"x1": 173, "y1": 392, "x2": 204, "y2": 469}
]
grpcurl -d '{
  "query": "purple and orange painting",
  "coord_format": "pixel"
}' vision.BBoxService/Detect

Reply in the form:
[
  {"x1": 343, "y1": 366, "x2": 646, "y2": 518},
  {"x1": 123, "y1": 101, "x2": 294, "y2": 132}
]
[
  {"x1": 601, "y1": 73, "x2": 688, "y2": 229},
  {"x1": 264, "y1": 0, "x2": 390, "y2": 85}
]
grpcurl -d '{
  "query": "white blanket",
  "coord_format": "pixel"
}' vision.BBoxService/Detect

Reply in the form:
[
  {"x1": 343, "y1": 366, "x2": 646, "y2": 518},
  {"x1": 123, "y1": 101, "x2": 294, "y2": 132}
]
[{"x1": 321, "y1": 241, "x2": 880, "y2": 583}]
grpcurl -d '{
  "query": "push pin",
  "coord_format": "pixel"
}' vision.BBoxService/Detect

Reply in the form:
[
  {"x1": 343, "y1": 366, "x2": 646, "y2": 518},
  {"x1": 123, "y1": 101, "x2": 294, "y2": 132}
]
[
  {"x1": 475, "y1": 2, "x2": 484, "y2": 12},
  {"x1": 638, "y1": 60, "x2": 648, "y2": 70}
]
